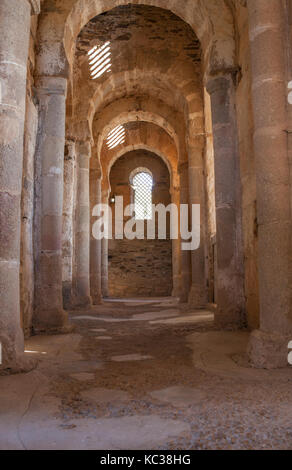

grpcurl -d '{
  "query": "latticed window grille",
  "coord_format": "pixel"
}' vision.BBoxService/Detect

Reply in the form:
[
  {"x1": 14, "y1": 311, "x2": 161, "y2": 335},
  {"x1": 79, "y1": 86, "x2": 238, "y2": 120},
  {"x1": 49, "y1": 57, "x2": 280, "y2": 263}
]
[
  {"x1": 106, "y1": 125, "x2": 126, "y2": 149},
  {"x1": 132, "y1": 172, "x2": 153, "y2": 220},
  {"x1": 88, "y1": 41, "x2": 112, "y2": 79}
]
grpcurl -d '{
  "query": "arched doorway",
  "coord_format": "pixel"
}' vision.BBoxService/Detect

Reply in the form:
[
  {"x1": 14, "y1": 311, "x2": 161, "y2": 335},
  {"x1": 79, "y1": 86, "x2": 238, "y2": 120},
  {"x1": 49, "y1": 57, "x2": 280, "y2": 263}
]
[{"x1": 108, "y1": 149, "x2": 172, "y2": 298}]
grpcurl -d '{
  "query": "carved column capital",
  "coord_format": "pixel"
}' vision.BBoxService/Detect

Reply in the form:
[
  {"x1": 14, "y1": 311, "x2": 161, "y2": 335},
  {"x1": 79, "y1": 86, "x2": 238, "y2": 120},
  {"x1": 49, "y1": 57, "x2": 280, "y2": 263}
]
[
  {"x1": 90, "y1": 167, "x2": 102, "y2": 180},
  {"x1": 76, "y1": 140, "x2": 92, "y2": 159},
  {"x1": 27, "y1": 0, "x2": 41, "y2": 15},
  {"x1": 206, "y1": 74, "x2": 231, "y2": 96},
  {"x1": 65, "y1": 140, "x2": 76, "y2": 161},
  {"x1": 36, "y1": 76, "x2": 67, "y2": 97}
]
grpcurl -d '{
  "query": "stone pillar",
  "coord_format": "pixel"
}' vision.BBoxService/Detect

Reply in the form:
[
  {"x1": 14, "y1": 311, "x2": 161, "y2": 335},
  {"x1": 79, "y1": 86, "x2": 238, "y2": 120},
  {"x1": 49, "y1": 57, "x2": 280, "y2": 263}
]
[
  {"x1": 21, "y1": 94, "x2": 38, "y2": 338},
  {"x1": 90, "y1": 166, "x2": 102, "y2": 304},
  {"x1": 33, "y1": 76, "x2": 70, "y2": 333},
  {"x1": 0, "y1": 0, "x2": 39, "y2": 372},
  {"x1": 171, "y1": 187, "x2": 181, "y2": 298},
  {"x1": 101, "y1": 189, "x2": 110, "y2": 298},
  {"x1": 72, "y1": 141, "x2": 92, "y2": 308},
  {"x1": 178, "y1": 162, "x2": 191, "y2": 303},
  {"x1": 188, "y1": 135, "x2": 207, "y2": 308},
  {"x1": 247, "y1": 0, "x2": 292, "y2": 368},
  {"x1": 206, "y1": 74, "x2": 245, "y2": 327},
  {"x1": 62, "y1": 140, "x2": 76, "y2": 309}
]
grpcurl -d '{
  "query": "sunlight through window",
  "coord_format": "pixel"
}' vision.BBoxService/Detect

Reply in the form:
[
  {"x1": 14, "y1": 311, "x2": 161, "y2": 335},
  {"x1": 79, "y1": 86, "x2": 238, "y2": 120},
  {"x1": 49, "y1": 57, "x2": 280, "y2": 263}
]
[
  {"x1": 132, "y1": 171, "x2": 153, "y2": 220},
  {"x1": 88, "y1": 41, "x2": 112, "y2": 79},
  {"x1": 106, "y1": 125, "x2": 126, "y2": 149}
]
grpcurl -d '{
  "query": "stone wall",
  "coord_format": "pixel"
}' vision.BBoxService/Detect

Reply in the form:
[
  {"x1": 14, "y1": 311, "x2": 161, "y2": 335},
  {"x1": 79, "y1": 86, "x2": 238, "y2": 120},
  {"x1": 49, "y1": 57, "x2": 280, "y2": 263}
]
[
  {"x1": 108, "y1": 149, "x2": 172, "y2": 298},
  {"x1": 108, "y1": 239, "x2": 172, "y2": 298}
]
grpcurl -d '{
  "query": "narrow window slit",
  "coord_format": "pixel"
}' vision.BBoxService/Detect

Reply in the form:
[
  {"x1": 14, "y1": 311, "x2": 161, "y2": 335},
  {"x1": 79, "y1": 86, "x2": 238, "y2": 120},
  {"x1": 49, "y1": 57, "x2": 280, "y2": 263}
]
[{"x1": 88, "y1": 41, "x2": 112, "y2": 79}]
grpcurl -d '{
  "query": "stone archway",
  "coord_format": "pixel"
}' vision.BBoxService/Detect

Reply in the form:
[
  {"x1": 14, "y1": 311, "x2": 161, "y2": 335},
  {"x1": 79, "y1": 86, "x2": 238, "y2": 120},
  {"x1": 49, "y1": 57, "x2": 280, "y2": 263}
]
[{"x1": 107, "y1": 149, "x2": 173, "y2": 299}]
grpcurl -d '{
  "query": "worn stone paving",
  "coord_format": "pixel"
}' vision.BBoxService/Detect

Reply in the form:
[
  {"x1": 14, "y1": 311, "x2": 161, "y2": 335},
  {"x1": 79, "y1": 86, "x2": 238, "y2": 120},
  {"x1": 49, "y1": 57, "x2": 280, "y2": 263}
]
[{"x1": 0, "y1": 299, "x2": 291, "y2": 450}]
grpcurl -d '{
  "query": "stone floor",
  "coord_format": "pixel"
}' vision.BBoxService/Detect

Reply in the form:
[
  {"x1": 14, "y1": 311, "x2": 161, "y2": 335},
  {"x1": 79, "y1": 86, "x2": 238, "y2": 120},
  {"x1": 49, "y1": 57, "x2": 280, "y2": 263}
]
[{"x1": 0, "y1": 298, "x2": 291, "y2": 450}]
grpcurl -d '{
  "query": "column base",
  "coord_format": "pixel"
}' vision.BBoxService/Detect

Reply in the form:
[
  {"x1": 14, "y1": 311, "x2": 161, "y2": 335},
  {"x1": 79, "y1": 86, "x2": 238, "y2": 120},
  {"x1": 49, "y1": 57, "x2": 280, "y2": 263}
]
[
  {"x1": 0, "y1": 352, "x2": 37, "y2": 376},
  {"x1": 179, "y1": 295, "x2": 188, "y2": 304},
  {"x1": 71, "y1": 295, "x2": 92, "y2": 310},
  {"x1": 214, "y1": 303, "x2": 246, "y2": 330},
  {"x1": 62, "y1": 282, "x2": 73, "y2": 310},
  {"x1": 188, "y1": 284, "x2": 207, "y2": 309},
  {"x1": 171, "y1": 274, "x2": 181, "y2": 298},
  {"x1": 171, "y1": 285, "x2": 181, "y2": 298},
  {"x1": 33, "y1": 323, "x2": 74, "y2": 336},
  {"x1": 33, "y1": 309, "x2": 73, "y2": 335},
  {"x1": 179, "y1": 286, "x2": 189, "y2": 304},
  {"x1": 247, "y1": 329, "x2": 292, "y2": 369},
  {"x1": 179, "y1": 270, "x2": 190, "y2": 304},
  {"x1": 92, "y1": 294, "x2": 102, "y2": 305}
]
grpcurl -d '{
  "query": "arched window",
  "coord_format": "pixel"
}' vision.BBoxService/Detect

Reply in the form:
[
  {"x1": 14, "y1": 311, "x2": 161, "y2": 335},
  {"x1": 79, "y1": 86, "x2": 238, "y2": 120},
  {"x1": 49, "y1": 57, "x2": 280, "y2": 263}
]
[{"x1": 130, "y1": 168, "x2": 153, "y2": 220}]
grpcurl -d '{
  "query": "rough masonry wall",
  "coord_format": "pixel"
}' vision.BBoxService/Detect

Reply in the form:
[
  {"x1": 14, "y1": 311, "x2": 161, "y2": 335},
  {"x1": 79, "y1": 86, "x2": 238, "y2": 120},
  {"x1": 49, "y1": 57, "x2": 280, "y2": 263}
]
[
  {"x1": 20, "y1": 15, "x2": 39, "y2": 338},
  {"x1": 108, "y1": 150, "x2": 172, "y2": 298},
  {"x1": 108, "y1": 238, "x2": 172, "y2": 298}
]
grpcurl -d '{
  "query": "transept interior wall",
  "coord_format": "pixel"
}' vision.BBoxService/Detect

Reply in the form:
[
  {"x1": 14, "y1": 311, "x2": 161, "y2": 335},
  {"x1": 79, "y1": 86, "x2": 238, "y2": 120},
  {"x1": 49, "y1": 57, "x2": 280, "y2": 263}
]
[{"x1": 108, "y1": 149, "x2": 172, "y2": 298}]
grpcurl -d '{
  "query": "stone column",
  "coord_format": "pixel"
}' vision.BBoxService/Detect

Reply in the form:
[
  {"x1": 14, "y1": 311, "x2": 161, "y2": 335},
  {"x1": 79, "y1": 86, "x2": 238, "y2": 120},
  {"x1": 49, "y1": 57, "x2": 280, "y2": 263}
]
[
  {"x1": 90, "y1": 166, "x2": 102, "y2": 304},
  {"x1": 178, "y1": 162, "x2": 191, "y2": 303},
  {"x1": 72, "y1": 141, "x2": 92, "y2": 308},
  {"x1": 101, "y1": 189, "x2": 110, "y2": 298},
  {"x1": 21, "y1": 94, "x2": 38, "y2": 338},
  {"x1": 33, "y1": 76, "x2": 70, "y2": 333},
  {"x1": 247, "y1": 0, "x2": 292, "y2": 368},
  {"x1": 0, "y1": 0, "x2": 39, "y2": 372},
  {"x1": 188, "y1": 135, "x2": 207, "y2": 308},
  {"x1": 62, "y1": 140, "x2": 76, "y2": 309},
  {"x1": 206, "y1": 74, "x2": 245, "y2": 327},
  {"x1": 170, "y1": 187, "x2": 181, "y2": 298}
]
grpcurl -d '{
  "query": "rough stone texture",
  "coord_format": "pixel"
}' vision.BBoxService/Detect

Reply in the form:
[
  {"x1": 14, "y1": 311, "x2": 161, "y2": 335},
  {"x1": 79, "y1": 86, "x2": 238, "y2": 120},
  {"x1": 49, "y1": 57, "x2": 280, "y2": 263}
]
[
  {"x1": 0, "y1": 300, "x2": 291, "y2": 450},
  {"x1": 234, "y1": 3, "x2": 260, "y2": 330},
  {"x1": 72, "y1": 141, "x2": 92, "y2": 308},
  {"x1": 207, "y1": 74, "x2": 246, "y2": 328},
  {"x1": 179, "y1": 162, "x2": 191, "y2": 303},
  {"x1": 62, "y1": 140, "x2": 76, "y2": 309},
  {"x1": 150, "y1": 386, "x2": 206, "y2": 408},
  {"x1": 80, "y1": 387, "x2": 130, "y2": 403},
  {"x1": 0, "y1": 0, "x2": 35, "y2": 372},
  {"x1": 20, "y1": 82, "x2": 38, "y2": 338},
  {"x1": 247, "y1": 0, "x2": 292, "y2": 366},
  {"x1": 247, "y1": 330, "x2": 292, "y2": 370},
  {"x1": 188, "y1": 100, "x2": 208, "y2": 308},
  {"x1": 74, "y1": 4, "x2": 202, "y2": 127},
  {"x1": 33, "y1": 76, "x2": 69, "y2": 333},
  {"x1": 90, "y1": 165, "x2": 102, "y2": 304},
  {"x1": 204, "y1": 89, "x2": 217, "y2": 304}
]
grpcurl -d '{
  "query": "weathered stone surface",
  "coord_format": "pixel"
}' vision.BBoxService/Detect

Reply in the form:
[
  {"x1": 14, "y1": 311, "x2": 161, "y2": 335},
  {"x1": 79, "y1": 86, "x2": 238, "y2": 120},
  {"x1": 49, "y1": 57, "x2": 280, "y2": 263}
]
[
  {"x1": 150, "y1": 386, "x2": 206, "y2": 408},
  {"x1": 0, "y1": 0, "x2": 34, "y2": 372},
  {"x1": 80, "y1": 388, "x2": 130, "y2": 403}
]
